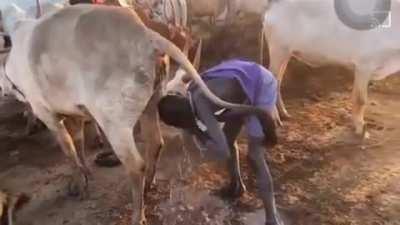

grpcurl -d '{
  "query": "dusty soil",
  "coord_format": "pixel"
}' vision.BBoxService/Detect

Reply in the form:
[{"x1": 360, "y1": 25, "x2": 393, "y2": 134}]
[{"x1": 1, "y1": 17, "x2": 400, "y2": 225}]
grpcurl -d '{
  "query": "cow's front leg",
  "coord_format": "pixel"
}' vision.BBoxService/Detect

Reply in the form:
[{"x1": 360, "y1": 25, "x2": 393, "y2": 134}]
[
  {"x1": 352, "y1": 71, "x2": 370, "y2": 139},
  {"x1": 63, "y1": 117, "x2": 92, "y2": 197},
  {"x1": 140, "y1": 110, "x2": 164, "y2": 193},
  {"x1": 139, "y1": 88, "x2": 164, "y2": 193},
  {"x1": 85, "y1": 121, "x2": 105, "y2": 149},
  {"x1": 247, "y1": 137, "x2": 283, "y2": 225},
  {"x1": 35, "y1": 108, "x2": 90, "y2": 199},
  {"x1": 268, "y1": 38, "x2": 291, "y2": 121}
]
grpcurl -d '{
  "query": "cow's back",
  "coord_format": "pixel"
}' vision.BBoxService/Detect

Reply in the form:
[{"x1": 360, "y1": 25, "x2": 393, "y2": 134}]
[
  {"x1": 27, "y1": 5, "x2": 156, "y2": 107},
  {"x1": 264, "y1": 0, "x2": 400, "y2": 67}
]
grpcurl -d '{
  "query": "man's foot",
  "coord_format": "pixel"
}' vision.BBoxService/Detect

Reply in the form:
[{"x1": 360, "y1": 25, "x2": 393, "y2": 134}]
[{"x1": 266, "y1": 210, "x2": 285, "y2": 225}]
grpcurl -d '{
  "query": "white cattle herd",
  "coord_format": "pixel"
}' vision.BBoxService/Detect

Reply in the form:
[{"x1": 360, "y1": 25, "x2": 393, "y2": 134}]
[{"x1": 0, "y1": 0, "x2": 398, "y2": 225}]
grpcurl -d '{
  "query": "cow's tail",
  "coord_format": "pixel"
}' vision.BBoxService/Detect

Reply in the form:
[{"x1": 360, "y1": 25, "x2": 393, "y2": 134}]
[{"x1": 147, "y1": 29, "x2": 259, "y2": 110}]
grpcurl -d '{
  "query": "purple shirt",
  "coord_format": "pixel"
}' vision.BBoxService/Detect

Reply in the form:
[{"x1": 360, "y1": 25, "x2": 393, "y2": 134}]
[
  {"x1": 201, "y1": 59, "x2": 277, "y2": 110},
  {"x1": 194, "y1": 59, "x2": 278, "y2": 138}
]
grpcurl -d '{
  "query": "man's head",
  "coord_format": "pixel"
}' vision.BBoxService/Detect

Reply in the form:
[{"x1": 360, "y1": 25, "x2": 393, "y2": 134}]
[{"x1": 158, "y1": 93, "x2": 196, "y2": 129}]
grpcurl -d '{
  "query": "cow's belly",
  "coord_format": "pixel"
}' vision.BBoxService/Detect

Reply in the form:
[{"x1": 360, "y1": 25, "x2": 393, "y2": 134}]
[
  {"x1": 291, "y1": 50, "x2": 353, "y2": 69},
  {"x1": 46, "y1": 96, "x2": 88, "y2": 117}
]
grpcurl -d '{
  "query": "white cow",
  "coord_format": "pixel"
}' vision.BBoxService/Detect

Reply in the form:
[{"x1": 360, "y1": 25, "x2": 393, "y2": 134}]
[
  {"x1": 0, "y1": 0, "x2": 70, "y2": 136},
  {"x1": 0, "y1": 0, "x2": 68, "y2": 34},
  {"x1": 263, "y1": 0, "x2": 400, "y2": 138},
  {"x1": 118, "y1": 0, "x2": 188, "y2": 26},
  {"x1": 180, "y1": 0, "x2": 270, "y2": 25},
  {"x1": 3, "y1": 4, "x2": 256, "y2": 224},
  {"x1": 119, "y1": 0, "x2": 270, "y2": 27}
]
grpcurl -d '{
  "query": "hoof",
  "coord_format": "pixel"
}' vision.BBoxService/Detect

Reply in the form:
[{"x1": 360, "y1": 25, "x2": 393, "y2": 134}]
[
  {"x1": 144, "y1": 180, "x2": 155, "y2": 195},
  {"x1": 266, "y1": 211, "x2": 285, "y2": 225},
  {"x1": 132, "y1": 218, "x2": 147, "y2": 225},
  {"x1": 355, "y1": 123, "x2": 370, "y2": 141},
  {"x1": 94, "y1": 151, "x2": 121, "y2": 167},
  {"x1": 67, "y1": 175, "x2": 89, "y2": 199},
  {"x1": 279, "y1": 112, "x2": 291, "y2": 121},
  {"x1": 215, "y1": 183, "x2": 246, "y2": 199}
]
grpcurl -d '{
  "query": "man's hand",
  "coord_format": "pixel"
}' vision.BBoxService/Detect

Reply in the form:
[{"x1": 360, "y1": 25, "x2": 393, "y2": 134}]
[{"x1": 189, "y1": 127, "x2": 210, "y2": 151}]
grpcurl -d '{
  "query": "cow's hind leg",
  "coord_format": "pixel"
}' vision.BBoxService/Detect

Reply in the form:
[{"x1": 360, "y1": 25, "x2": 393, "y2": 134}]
[
  {"x1": 63, "y1": 117, "x2": 91, "y2": 197},
  {"x1": 95, "y1": 115, "x2": 146, "y2": 225},
  {"x1": 141, "y1": 92, "x2": 164, "y2": 193},
  {"x1": 33, "y1": 107, "x2": 90, "y2": 198},
  {"x1": 141, "y1": 113, "x2": 163, "y2": 193},
  {"x1": 268, "y1": 39, "x2": 291, "y2": 121},
  {"x1": 352, "y1": 70, "x2": 370, "y2": 139},
  {"x1": 64, "y1": 116, "x2": 91, "y2": 176}
]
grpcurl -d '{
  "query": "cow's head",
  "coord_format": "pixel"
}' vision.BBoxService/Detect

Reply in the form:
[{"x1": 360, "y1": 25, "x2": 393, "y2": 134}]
[{"x1": 165, "y1": 38, "x2": 202, "y2": 96}]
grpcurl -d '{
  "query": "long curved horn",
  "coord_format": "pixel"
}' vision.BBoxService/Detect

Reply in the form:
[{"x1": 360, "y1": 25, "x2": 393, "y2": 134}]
[
  {"x1": 118, "y1": 0, "x2": 131, "y2": 8},
  {"x1": 260, "y1": 28, "x2": 264, "y2": 65},
  {"x1": 260, "y1": 15, "x2": 270, "y2": 67},
  {"x1": 192, "y1": 39, "x2": 202, "y2": 70},
  {"x1": 147, "y1": 28, "x2": 262, "y2": 110},
  {"x1": 182, "y1": 35, "x2": 190, "y2": 56}
]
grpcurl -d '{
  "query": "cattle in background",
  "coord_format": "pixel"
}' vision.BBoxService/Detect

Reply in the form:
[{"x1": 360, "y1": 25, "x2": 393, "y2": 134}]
[
  {"x1": 3, "y1": 4, "x2": 252, "y2": 224},
  {"x1": 118, "y1": 0, "x2": 270, "y2": 27},
  {"x1": 0, "y1": 0, "x2": 67, "y2": 33},
  {"x1": 262, "y1": 0, "x2": 400, "y2": 138},
  {"x1": 183, "y1": 0, "x2": 269, "y2": 25}
]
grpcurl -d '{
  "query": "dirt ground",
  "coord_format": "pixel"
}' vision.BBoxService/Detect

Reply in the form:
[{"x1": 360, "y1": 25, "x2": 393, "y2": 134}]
[{"x1": 1, "y1": 17, "x2": 400, "y2": 225}]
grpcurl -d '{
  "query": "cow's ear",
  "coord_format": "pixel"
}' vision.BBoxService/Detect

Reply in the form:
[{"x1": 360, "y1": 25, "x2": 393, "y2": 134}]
[{"x1": 192, "y1": 39, "x2": 202, "y2": 71}]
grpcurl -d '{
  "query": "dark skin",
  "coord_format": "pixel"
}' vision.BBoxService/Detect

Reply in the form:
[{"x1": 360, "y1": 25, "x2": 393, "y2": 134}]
[{"x1": 160, "y1": 78, "x2": 283, "y2": 225}]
